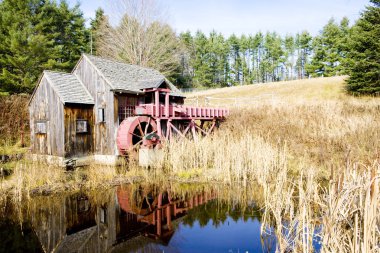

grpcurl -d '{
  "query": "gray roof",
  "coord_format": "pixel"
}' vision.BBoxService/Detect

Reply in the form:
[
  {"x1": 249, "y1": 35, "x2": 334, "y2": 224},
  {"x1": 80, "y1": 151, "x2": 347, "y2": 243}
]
[
  {"x1": 44, "y1": 71, "x2": 94, "y2": 105},
  {"x1": 84, "y1": 54, "x2": 183, "y2": 96}
]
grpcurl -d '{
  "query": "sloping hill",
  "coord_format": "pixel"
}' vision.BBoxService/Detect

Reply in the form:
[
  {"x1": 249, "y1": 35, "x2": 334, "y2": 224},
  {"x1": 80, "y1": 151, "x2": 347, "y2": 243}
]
[
  {"x1": 182, "y1": 75, "x2": 380, "y2": 172},
  {"x1": 185, "y1": 76, "x2": 349, "y2": 107}
]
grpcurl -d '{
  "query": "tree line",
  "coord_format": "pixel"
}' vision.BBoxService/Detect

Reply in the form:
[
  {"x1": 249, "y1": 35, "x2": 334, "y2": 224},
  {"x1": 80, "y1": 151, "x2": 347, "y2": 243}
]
[{"x1": 0, "y1": 0, "x2": 379, "y2": 95}]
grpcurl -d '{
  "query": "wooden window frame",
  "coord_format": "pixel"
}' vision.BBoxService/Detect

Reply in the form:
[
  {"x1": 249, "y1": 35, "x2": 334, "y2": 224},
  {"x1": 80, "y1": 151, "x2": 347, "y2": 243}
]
[
  {"x1": 36, "y1": 120, "x2": 47, "y2": 134},
  {"x1": 100, "y1": 206, "x2": 107, "y2": 224},
  {"x1": 76, "y1": 119, "x2": 89, "y2": 134},
  {"x1": 98, "y1": 108, "x2": 105, "y2": 123}
]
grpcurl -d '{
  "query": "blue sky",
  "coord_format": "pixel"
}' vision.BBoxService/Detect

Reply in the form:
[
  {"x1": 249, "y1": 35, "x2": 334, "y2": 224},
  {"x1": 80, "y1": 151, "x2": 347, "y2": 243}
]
[{"x1": 69, "y1": 0, "x2": 369, "y2": 36}]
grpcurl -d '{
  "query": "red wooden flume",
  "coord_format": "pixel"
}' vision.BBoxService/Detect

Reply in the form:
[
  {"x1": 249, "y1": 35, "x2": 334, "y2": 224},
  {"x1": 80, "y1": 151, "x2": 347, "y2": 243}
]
[{"x1": 116, "y1": 88, "x2": 228, "y2": 154}]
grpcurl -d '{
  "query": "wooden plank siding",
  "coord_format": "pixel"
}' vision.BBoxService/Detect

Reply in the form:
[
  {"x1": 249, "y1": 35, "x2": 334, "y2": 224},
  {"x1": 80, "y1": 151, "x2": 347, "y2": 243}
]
[
  {"x1": 29, "y1": 76, "x2": 65, "y2": 156},
  {"x1": 64, "y1": 105, "x2": 94, "y2": 158},
  {"x1": 73, "y1": 56, "x2": 118, "y2": 156}
]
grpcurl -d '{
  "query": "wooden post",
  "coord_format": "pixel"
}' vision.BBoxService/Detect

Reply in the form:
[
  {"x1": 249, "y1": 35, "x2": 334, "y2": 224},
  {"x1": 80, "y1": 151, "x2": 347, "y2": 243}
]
[
  {"x1": 156, "y1": 193, "x2": 163, "y2": 236},
  {"x1": 156, "y1": 209, "x2": 162, "y2": 236},
  {"x1": 165, "y1": 92, "x2": 169, "y2": 117},
  {"x1": 155, "y1": 90, "x2": 160, "y2": 117},
  {"x1": 157, "y1": 119, "x2": 161, "y2": 138},
  {"x1": 166, "y1": 205, "x2": 172, "y2": 230}
]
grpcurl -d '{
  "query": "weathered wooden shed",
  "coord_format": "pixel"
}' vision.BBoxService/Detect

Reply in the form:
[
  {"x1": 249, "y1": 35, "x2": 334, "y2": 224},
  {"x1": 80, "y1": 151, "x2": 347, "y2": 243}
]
[{"x1": 29, "y1": 54, "x2": 182, "y2": 166}]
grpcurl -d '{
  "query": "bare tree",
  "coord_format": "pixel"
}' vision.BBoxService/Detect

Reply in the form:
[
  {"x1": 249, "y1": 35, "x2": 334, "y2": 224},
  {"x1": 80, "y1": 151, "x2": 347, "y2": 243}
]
[{"x1": 97, "y1": 0, "x2": 180, "y2": 77}]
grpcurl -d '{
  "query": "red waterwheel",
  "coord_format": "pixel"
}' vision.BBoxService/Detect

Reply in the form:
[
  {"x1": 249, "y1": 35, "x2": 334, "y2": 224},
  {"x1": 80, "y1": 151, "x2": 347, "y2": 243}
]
[{"x1": 117, "y1": 116, "x2": 157, "y2": 155}]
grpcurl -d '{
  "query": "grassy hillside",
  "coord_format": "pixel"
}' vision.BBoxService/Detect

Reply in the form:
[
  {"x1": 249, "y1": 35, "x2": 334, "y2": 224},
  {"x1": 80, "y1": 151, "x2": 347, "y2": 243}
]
[
  {"x1": 185, "y1": 76, "x2": 356, "y2": 106},
  {"x1": 180, "y1": 76, "x2": 380, "y2": 174}
]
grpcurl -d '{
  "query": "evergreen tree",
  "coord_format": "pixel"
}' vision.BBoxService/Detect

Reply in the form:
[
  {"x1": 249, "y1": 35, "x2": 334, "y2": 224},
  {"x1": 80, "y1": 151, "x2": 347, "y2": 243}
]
[
  {"x1": 0, "y1": 0, "x2": 48, "y2": 93},
  {"x1": 228, "y1": 34, "x2": 242, "y2": 85},
  {"x1": 295, "y1": 31, "x2": 312, "y2": 79},
  {"x1": 50, "y1": 1, "x2": 89, "y2": 71},
  {"x1": 263, "y1": 32, "x2": 284, "y2": 82},
  {"x1": 208, "y1": 31, "x2": 228, "y2": 86},
  {"x1": 90, "y1": 8, "x2": 105, "y2": 55},
  {"x1": 307, "y1": 35, "x2": 326, "y2": 77},
  {"x1": 0, "y1": 0, "x2": 89, "y2": 94},
  {"x1": 346, "y1": 0, "x2": 380, "y2": 94},
  {"x1": 251, "y1": 32, "x2": 264, "y2": 83},
  {"x1": 284, "y1": 34, "x2": 296, "y2": 80},
  {"x1": 193, "y1": 31, "x2": 213, "y2": 87},
  {"x1": 307, "y1": 18, "x2": 351, "y2": 77},
  {"x1": 240, "y1": 34, "x2": 250, "y2": 84}
]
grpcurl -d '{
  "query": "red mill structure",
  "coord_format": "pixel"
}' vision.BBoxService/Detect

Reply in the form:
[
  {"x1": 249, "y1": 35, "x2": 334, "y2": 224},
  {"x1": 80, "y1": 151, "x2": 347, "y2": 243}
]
[
  {"x1": 116, "y1": 87, "x2": 228, "y2": 155},
  {"x1": 28, "y1": 54, "x2": 228, "y2": 166}
]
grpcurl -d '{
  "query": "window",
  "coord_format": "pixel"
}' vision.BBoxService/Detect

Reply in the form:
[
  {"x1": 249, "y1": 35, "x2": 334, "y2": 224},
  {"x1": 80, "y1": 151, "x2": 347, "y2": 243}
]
[
  {"x1": 77, "y1": 196, "x2": 90, "y2": 213},
  {"x1": 98, "y1": 108, "x2": 105, "y2": 123},
  {"x1": 100, "y1": 207, "x2": 107, "y2": 224},
  {"x1": 76, "y1": 120, "x2": 88, "y2": 133},
  {"x1": 36, "y1": 121, "x2": 47, "y2": 134}
]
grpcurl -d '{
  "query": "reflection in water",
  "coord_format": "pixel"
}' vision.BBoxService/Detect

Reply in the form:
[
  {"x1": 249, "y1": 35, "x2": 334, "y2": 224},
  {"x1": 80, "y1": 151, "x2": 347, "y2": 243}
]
[{"x1": 0, "y1": 184, "x2": 275, "y2": 253}]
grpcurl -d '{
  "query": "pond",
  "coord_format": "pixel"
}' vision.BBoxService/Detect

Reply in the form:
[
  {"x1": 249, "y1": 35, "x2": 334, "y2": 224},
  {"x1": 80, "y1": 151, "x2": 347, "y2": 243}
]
[{"x1": 0, "y1": 183, "x2": 318, "y2": 253}]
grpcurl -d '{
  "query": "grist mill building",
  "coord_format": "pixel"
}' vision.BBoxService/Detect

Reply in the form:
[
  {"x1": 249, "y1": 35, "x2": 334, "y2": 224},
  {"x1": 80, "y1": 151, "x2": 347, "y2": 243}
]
[{"x1": 28, "y1": 54, "x2": 182, "y2": 166}]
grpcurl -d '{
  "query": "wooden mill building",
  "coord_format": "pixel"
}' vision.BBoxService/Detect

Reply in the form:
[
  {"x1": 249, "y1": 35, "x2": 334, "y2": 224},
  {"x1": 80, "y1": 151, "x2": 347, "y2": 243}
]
[{"x1": 28, "y1": 54, "x2": 183, "y2": 166}]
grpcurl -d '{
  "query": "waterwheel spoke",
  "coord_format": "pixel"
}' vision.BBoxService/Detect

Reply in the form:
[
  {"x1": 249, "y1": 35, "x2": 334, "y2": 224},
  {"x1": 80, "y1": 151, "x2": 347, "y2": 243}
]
[
  {"x1": 144, "y1": 117, "x2": 151, "y2": 135},
  {"x1": 132, "y1": 139, "x2": 143, "y2": 149},
  {"x1": 146, "y1": 130, "x2": 157, "y2": 136},
  {"x1": 137, "y1": 118, "x2": 144, "y2": 137},
  {"x1": 129, "y1": 131, "x2": 143, "y2": 139}
]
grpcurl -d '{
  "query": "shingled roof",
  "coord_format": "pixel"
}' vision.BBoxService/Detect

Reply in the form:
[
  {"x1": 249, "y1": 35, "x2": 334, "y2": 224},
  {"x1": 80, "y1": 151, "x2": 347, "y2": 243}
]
[
  {"x1": 83, "y1": 54, "x2": 183, "y2": 96},
  {"x1": 44, "y1": 71, "x2": 94, "y2": 105}
]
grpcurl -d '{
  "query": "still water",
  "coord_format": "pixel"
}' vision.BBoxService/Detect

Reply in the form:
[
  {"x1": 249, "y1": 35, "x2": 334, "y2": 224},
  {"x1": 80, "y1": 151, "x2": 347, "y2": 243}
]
[{"x1": 0, "y1": 184, "x2": 277, "y2": 253}]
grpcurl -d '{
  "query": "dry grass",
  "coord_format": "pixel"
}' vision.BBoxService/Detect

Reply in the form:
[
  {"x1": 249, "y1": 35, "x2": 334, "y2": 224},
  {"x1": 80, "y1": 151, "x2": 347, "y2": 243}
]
[
  {"x1": 182, "y1": 76, "x2": 380, "y2": 173},
  {"x1": 158, "y1": 76, "x2": 380, "y2": 252},
  {"x1": 0, "y1": 161, "x2": 141, "y2": 201},
  {"x1": 186, "y1": 76, "x2": 347, "y2": 104},
  {"x1": 0, "y1": 95, "x2": 30, "y2": 151}
]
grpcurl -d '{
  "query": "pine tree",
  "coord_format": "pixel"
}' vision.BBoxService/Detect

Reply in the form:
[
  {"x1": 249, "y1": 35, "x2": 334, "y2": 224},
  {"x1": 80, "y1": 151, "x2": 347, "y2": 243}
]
[
  {"x1": 240, "y1": 34, "x2": 250, "y2": 84},
  {"x1": 90, "y1": 8, "x2": 105, "y2": 55},
  {"x1": 50, "y1": 1, "x2": 89, "y2": 71},
  {"x1": 251, "y1": 32, "x2": 264, "y2": 83},
  {"x1": 193, "y1": 31, "x2": 213, "y2": 87},
  {"x1": 346, "y1": 0, "x2": 380, "y2": 95},
  {"x1": 0, "y1": 0, "x2": 89, "y2": 94},
  {"x1": 308, "y1": 18, "x2": 351, "y2": 78},
  {"x1": 208, "y1": 31, "x2": 228, "y2": 86},
  {"x1": 228, "y1": 34, "x2": 242, "y2": 85},
  {"x1": 0, "y1": 0, "x2": 48, "y2": 93},
  {"x1": 284, "y1": 34, "x2": 296, "y2": 80},
  {"x1": 295, "y1": 31, "x2": 312, "y2": 79}
]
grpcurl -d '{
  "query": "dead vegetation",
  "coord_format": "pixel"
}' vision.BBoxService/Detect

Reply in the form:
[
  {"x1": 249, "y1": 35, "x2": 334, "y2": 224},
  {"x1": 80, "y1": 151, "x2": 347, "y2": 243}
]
[
  {"x1": 0, "y1": 95, "x2": 30, "y2": 154},
  {"x1": 159, "y1": 76, "x2": 380, "y2": 252}
]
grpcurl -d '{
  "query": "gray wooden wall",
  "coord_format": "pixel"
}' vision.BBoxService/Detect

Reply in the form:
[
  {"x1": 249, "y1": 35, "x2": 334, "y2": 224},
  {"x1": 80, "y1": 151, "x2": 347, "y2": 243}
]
[
  {"x1": 73, "y1": 56, "x2": 118, "y2": 156},
  {"x1": 29, "y1": 76, "x2": 65, "y2": 156}
]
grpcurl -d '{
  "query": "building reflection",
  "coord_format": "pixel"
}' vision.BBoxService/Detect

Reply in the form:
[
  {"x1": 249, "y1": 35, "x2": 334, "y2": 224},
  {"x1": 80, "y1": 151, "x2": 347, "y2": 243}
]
[{"x1": 25, "y1": 185, "x2": 217, "y2": 253}]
